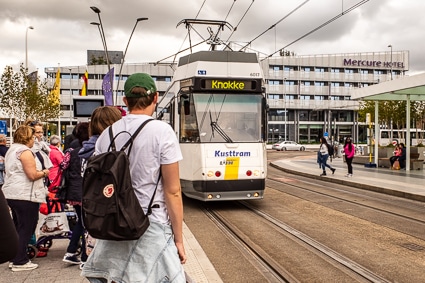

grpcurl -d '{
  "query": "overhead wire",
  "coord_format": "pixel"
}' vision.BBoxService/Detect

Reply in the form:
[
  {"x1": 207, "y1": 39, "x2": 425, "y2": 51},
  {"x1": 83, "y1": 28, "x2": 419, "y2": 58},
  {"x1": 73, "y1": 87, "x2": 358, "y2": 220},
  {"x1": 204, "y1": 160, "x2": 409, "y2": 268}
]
[
  {"x1": 209, "y1": 0, "x2": 238, "y2": 51},
  {"x1": 263, "y1": 0, "x2": 370, "y2": 60},
  {"x1": 163, "y1": 0, "x2": 208, "y2": 65},
  {"x1": 238, "y1": 0, "x2": 310, "y2": 52},
  {"x1": 225, "y1": 0, "x2": 255, "y2": 43}
]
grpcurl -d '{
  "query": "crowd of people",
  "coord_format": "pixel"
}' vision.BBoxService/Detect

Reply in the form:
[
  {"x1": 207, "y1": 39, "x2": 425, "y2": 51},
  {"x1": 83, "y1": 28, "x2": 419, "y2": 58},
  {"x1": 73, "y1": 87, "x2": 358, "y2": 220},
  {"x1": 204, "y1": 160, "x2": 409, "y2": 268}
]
[{"x1": 0, "y1": 72, "x2": 188, "y2": 282}]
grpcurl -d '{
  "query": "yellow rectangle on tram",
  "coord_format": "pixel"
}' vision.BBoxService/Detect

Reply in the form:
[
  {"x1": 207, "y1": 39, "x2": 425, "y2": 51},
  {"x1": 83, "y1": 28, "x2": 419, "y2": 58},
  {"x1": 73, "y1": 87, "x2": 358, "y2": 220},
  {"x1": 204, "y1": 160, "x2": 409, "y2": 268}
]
[{"x1": 224, "y1": 157, "x2": 240, "y2": 180}]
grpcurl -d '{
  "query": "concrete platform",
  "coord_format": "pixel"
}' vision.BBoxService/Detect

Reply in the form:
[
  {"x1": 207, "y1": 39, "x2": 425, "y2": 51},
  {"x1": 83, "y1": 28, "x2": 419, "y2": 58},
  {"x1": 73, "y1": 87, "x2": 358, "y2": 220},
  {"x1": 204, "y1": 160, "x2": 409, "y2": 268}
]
[
  {"x1": 0, "y1": 222, "x2": 223, "y2": 283},
  {"x1": 271, "y1": 153, "x2": 425, "y2": 202}
]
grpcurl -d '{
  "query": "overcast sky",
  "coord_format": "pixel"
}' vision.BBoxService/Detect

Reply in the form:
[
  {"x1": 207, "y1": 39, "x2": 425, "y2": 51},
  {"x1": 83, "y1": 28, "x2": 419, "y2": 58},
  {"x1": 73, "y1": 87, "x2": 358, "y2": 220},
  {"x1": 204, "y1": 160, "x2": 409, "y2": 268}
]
[{"x1": 1, "y1": 0, "x2": 424, "y2": 76}]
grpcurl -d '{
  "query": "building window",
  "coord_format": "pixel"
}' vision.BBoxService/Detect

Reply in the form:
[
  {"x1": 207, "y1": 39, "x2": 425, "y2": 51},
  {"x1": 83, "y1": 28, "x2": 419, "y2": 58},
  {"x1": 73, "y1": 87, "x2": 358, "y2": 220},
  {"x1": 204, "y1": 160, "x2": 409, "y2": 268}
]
[
  {"x1": 268, "y1": 94, "x2": 280, "y2": 100},
  {"x1": 269, "y1": 80, "x2": 281, "y2": 85}
]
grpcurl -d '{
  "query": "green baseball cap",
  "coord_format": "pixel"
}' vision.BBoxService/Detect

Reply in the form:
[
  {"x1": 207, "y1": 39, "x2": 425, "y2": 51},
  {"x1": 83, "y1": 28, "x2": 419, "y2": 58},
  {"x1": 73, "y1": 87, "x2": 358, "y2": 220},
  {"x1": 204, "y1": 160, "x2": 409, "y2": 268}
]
[{"x1": 124, "y1": 73, "x2": 157, "y2": 97}]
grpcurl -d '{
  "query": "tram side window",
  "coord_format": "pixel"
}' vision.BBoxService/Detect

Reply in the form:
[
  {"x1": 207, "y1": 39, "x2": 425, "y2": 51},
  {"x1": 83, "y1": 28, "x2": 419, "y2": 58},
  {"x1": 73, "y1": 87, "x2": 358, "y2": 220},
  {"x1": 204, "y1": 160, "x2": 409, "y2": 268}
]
[{"x1": 180, "y1": 95, "x2": 200, "y2": 142}]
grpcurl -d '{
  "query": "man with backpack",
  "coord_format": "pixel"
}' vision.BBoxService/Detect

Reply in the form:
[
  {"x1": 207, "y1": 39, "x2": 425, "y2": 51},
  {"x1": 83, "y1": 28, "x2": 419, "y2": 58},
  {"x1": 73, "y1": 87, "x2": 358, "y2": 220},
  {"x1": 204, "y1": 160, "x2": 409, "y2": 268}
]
[{"x1": 81, "y1": 73, "x2": 187, "y2": 283}]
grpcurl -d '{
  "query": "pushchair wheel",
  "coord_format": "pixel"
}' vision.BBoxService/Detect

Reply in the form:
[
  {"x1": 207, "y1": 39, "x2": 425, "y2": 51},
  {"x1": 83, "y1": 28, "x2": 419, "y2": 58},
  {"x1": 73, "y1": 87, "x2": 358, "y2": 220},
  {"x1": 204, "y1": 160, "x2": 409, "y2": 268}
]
[
  {"x1": 27, "y1": 244, "x2": 38, "y2": 259},
  {"x1": 37, "y1": 237, "x2": 53, "y2": 249}
]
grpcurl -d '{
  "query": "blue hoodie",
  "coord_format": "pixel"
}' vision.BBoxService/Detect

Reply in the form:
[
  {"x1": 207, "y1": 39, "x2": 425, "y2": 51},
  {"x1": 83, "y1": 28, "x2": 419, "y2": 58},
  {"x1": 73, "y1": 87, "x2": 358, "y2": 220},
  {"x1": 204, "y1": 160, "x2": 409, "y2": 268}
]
[{"x1": 78, "y1": 135, "x2": 99, "y2": 175}]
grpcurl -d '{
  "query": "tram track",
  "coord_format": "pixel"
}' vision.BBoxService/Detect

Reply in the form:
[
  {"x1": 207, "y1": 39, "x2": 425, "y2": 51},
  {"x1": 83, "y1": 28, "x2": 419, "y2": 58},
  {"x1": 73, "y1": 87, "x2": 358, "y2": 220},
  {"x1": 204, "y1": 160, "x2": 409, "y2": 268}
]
[
  {"x1": 203, "y1": 206, "x2": 297, "y2": 283},
  {"x1": 203, "y1": 201, "x2": 392, "y2": 283},
  {"x1": 267, "y1": 176, "x2": 425, "y2": 226},
  {"x1": 266, "y1": 168, "x2": 425, "y2": 242}
]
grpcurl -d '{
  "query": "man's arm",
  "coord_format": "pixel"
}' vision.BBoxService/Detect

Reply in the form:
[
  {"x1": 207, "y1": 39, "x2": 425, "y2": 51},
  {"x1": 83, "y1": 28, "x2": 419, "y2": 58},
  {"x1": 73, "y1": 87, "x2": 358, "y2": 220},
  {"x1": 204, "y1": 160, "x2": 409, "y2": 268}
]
[{"x1": 161, "y1": 162, "x2": 187, "y2": 264}]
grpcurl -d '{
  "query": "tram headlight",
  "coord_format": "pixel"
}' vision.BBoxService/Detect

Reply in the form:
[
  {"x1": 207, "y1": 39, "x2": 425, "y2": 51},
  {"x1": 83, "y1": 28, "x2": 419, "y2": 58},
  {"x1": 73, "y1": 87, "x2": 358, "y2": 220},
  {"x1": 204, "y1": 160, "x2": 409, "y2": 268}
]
[
  {"x1": 253, "y1": 170, "x2": 260, "y2": 177},
  {"x1": 207, "y1": 171, "x2": 214, "y2": 177},
  {"x1": 253, "y1": 192, "x2": 259, "y2": 197},
  {"x1": 207, "y1": 194, "x2": 213, "y2": 199}
]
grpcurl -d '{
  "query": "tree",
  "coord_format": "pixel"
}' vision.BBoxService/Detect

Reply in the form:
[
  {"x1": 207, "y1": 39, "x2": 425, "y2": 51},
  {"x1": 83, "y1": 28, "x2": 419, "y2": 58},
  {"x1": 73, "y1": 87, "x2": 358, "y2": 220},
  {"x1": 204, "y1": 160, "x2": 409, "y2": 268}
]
[{"x1": 0, "y1": 64, "x2": 61, "y2": 130}]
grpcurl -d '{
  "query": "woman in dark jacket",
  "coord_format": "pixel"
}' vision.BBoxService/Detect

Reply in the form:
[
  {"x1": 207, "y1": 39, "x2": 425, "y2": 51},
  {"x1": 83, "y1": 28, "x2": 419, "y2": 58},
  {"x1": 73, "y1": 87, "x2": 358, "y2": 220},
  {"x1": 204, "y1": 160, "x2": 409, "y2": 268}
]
[{"x1": 62, "y1": 122, "x2": 89, "y2": 266}]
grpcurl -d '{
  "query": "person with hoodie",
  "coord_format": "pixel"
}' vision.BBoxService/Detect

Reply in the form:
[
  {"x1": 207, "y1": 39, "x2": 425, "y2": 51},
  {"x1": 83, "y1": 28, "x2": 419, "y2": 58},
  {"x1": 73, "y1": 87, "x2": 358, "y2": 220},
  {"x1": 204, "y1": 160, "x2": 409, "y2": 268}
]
[
  {"x1": 62, "y1": 122, "x2": 89, "y2": 267},
  {"x1": 62, "y1": 107, "x2": 122, "y2": 269}
]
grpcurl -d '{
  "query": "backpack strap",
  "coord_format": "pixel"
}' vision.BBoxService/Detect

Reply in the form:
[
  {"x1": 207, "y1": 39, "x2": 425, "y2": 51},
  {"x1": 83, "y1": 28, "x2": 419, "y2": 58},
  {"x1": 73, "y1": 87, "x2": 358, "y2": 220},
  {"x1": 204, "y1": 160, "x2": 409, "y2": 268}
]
[
  {"x1": 146, "y1": 171, "x2": 161, "y2": 216},
  {"x1": 122, "y1": 119, "x2": 154, "y2": 153},
  {"x1": 108, "y1": 119, "x2": 154, "y2": 154}
]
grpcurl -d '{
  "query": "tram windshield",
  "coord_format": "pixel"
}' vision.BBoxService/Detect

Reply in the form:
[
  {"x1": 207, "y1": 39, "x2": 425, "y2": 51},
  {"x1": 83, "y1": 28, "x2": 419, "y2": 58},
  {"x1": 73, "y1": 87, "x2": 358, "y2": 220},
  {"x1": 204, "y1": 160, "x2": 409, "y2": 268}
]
[{"x1": 180, "y1": 93, "x2": 262, "y2": 143}]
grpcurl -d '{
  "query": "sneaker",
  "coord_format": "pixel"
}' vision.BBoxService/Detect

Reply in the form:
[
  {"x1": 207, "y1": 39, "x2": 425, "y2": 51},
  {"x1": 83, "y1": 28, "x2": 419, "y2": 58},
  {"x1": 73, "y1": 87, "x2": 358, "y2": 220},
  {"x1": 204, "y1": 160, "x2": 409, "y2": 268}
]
[
  {"x1": 79, "y1": 262, "x2": 85, "y2": 270},
  {"x1": 345, "y1": 173, "x2": 350, "y2": 177},
  {"x1": 11, "y1": 261, "x2": 38, "y2": 272},
  {"x1": 331, "y1": 168, "x2": 336, "y2": 174},
  {"x1": 348, "y1": 174, "x2": 352, "y2": 178},
  {"x1": 8, "y1": 262, "x2": 13, "y2": 269},
  {"x1": 63, "y1": 253, "x2": 80, "y2": 265}
]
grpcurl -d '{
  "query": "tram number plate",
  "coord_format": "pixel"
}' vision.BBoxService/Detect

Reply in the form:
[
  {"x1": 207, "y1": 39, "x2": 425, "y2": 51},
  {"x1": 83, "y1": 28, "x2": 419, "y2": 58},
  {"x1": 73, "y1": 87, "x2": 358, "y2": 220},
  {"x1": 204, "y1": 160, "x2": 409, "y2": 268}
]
[{"x1": 220, "y1": 160, "x2": 234, "y2": 165}]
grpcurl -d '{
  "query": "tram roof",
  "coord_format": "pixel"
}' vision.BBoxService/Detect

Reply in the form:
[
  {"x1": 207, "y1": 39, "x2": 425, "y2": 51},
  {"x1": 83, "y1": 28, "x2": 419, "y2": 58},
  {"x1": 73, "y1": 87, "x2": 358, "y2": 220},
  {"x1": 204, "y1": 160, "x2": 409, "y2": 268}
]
[
  {"x1": 178, "y1": 51, "x2": 259, "y2": 67},
  {"x1": 350, "y1": 72, "x2": 425, "y2": 101}
]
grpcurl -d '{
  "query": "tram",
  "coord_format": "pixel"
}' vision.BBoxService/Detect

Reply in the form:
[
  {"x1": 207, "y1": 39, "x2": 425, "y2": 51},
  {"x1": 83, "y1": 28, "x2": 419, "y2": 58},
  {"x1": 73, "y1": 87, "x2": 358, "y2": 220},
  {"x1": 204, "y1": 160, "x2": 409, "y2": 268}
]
[{"x1": 156, "y1": 50, "x2": 268, "y2": 201}]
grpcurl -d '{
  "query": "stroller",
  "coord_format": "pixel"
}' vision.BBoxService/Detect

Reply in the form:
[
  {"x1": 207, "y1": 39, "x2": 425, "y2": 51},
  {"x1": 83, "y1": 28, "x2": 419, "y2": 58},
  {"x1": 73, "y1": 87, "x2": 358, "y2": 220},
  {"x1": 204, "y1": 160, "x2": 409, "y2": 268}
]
[{"x1": 27, "y1": 193, "x2": 81, "y2": 259}]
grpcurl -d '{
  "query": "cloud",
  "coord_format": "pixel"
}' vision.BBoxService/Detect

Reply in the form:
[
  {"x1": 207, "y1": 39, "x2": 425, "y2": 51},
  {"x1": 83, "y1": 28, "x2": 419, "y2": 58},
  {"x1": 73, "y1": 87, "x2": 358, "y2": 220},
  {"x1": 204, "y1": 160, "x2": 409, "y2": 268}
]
[{"x1": 1, "y1": 0, "x2": 424, "y2": 74}]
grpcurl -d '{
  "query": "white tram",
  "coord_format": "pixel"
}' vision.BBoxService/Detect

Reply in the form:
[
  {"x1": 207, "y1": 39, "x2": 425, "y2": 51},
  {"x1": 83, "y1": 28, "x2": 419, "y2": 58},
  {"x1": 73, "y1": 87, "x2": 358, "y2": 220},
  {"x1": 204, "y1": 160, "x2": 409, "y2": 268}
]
[{"x1": 156, "y1": 50, "x2": 267, "y2": 201}]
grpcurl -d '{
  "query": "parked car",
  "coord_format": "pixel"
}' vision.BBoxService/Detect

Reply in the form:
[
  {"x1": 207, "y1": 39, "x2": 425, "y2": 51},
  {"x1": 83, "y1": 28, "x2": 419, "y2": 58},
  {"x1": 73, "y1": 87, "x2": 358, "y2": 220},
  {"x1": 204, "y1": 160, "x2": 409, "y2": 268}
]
[{"x1": 272, "y1": 141, "x2": 305, "y2": 151}]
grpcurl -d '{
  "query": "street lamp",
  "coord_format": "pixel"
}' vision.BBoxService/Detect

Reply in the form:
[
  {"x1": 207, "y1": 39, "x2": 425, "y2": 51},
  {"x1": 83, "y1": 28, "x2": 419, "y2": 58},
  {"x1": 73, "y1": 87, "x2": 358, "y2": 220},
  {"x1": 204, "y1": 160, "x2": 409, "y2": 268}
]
[
  {"x1": 90, "y1": 22, "x2": 109, "y2": 67},
  {"x1": 25, "y1": 26, "x2": 34, "y2": 70},
  {"x1": 90, "y1": 6, "x2": 111, "y2": 70},
  {"x1": 115, "y1": 17, "x2": 148, "y2": 105},
  {"x1": 388, "y1": 44, "x2": 393, "y2": 80},
  {"x1": 284, "y1": 77, "x2": 287, "y2": 141}
]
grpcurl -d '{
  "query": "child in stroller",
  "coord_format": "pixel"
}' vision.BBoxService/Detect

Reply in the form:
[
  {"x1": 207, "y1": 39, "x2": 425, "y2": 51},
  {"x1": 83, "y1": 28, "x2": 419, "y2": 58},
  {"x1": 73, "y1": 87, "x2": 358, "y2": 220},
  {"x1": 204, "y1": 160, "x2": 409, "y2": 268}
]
[{"x1": 27, "y1": 193, "x2": 81, "y2": 259}]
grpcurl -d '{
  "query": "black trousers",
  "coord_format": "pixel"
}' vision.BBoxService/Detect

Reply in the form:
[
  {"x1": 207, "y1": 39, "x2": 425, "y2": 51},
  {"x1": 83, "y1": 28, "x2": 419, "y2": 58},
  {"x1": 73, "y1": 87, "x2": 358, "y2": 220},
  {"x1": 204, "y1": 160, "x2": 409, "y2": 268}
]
[
  {"x1": 346, "y1": 156, "x2": 353, "y2": 174},
  {"x1": 0, "y1": 190, "x2": 18, "y2": 264},
  {"x1": 7, "y1": 199, "x2": 39, "y2": 265},
  {"x1": 389, "y1": 156, "x2": 399, "y2": 166}
]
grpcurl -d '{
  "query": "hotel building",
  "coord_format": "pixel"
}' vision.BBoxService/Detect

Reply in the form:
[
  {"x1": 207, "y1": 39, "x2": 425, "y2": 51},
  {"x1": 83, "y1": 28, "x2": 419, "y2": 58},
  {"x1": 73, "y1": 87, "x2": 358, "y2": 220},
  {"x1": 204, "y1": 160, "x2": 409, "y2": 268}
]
[{"x1": 44, "y1": 50, "x2": 408, "y2": 143}]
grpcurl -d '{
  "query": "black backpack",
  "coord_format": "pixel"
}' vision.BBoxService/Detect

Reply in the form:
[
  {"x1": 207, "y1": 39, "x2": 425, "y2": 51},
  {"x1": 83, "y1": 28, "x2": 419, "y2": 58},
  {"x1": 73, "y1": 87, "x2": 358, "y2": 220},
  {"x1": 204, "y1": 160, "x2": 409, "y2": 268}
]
[
  {"x1": 327, "y1": 143, "x2": 334, "y2": 157},
  {"x1": 82, "y1": 119, "x2": 158, "y2": 241}
]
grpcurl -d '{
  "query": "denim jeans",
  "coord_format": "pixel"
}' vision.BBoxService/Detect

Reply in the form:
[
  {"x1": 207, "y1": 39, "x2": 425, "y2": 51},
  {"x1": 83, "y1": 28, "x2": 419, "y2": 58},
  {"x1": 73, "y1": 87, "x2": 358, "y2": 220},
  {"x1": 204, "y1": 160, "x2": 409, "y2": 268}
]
[
  {"x1": 82, "y1": 221, "x2": 185, "y2": 283},
  {"x1": 67, "y1": 205, "x2": 87, "y2": 261}
]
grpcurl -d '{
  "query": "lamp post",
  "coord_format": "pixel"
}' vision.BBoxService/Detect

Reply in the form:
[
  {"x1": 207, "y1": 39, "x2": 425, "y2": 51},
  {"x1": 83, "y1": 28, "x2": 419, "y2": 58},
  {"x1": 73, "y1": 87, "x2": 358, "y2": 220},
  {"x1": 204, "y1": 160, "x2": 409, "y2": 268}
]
[
  {"x1": 115, "y1": 17, "x2": 148, "y2": 105},
  {"x1": 90, "y1": 6, "x2": 114, "y2": 106},
  {"x1": 90, "y1": 22, "x2": 109, "y2": 68},
  {"x1": 69, "y1": 68, "x2": 72, "y2": 124},
  {"x1": 25, "y1": 26, "x2": 34, "y2": 70},
  {"x1": 284, "y1": 77, "x2": 287, "y2": 141},
  {"x1": 90, "y1": 7, "x2": 111, "y2": 70},
  {"x1": 388, "y1": 44, "x2": 393, "y2": 80}
]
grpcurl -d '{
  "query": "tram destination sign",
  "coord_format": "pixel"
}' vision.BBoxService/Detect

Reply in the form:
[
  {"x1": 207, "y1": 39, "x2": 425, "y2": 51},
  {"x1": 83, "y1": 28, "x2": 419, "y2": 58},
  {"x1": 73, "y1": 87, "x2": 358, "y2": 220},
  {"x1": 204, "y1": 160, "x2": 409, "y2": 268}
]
[{"x1": 194, "y1": 78, "x2": 262, "y2": 93}]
